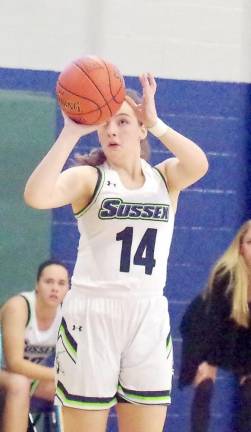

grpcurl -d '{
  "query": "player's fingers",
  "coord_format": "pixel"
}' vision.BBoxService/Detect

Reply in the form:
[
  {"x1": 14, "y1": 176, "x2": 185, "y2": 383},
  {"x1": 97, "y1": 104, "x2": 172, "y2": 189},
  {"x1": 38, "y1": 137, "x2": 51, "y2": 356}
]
[
  {"x1": 147, "y1": 73, "x2": 157, "y2": 89},
  {"x1": 139, "y1": 73, "x2": 150, "y2": 87}
]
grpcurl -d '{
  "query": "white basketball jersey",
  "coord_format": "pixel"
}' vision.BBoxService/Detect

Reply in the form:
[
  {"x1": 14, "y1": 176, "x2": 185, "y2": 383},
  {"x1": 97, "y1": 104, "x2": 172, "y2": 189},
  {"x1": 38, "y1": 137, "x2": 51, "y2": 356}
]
[
  {"x1": 21, "y1": 291, "x2": 62, "y2": 364},
  {"x1": 71, "y1": 160, "x2": 175, "y2": 296}
]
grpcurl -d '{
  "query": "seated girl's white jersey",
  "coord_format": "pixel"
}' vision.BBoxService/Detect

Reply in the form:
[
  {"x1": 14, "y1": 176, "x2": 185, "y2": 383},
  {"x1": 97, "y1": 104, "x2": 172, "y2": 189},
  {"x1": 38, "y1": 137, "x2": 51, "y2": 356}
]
[
  {"x1": 21, "y1": 290, "x2": 62, "y2": 364},
  {"x1": 71, "y1": 159, "x2": 175, "y2": 297}
]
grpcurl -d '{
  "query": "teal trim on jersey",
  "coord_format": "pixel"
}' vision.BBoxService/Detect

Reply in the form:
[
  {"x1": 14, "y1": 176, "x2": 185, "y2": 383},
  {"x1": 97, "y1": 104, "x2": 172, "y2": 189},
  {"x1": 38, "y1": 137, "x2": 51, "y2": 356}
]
[
  {"x1": 56, "y1": 381, "x2": 117, "y2": 410},
  {"x1": 58, "y1": 319, "x2": 77, "y2": 363},
  {"x1": 117, "y1": 383, "x2": 171, "y2": 405},
  {"x1": 153, "y1": 167, "x2": 169, "y2": 192},
  {"x1": 74, "y1": 167, "x2": 105, "y2": 218}
]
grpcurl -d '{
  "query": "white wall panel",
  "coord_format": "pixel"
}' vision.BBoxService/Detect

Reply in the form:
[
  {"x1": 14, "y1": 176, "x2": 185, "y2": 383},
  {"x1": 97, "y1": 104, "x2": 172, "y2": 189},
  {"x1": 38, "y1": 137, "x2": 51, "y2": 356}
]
[{"x1": 0, "y1": 0, "x2": 250, "y2": 82}]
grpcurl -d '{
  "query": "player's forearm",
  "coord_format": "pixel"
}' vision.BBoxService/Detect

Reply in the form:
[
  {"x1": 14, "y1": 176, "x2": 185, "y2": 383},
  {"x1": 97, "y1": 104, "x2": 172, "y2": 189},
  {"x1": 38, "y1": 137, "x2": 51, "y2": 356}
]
[
  {"x1": 7, "y1": 358, "x2": 54, "y2": 381},
  {"x1": 159, "y1": 126, "x2": 208, "y2": 177},
  {"x1": 148, "y1": 117, "x2": 208, "y2": 178},
  {"x1": 24, "y1": 127, "x2": 81, "y2": 209}
]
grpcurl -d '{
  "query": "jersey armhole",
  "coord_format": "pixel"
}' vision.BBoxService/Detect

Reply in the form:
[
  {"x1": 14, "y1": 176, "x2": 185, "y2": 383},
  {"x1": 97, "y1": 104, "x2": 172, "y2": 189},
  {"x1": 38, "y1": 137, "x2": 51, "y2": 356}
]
[
  {"x1": 19, "y1": 295, "x2": 31, "y2": 327},
  {"x1": 153, "y1": 167, "x2": 169, "y2": 192},
  {"x1": 74, "y1": 166, "x2": 104, "y2": 218}
]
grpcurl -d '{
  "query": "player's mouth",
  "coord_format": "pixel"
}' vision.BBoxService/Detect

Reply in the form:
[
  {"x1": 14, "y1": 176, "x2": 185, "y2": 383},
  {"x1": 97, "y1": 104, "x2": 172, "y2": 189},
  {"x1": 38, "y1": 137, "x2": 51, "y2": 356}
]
[
  {"x1": 108, "y1": 141, "x2": 120, "y2": 148},
  {"x1": 49, "y1": 295, "x2": 58, "y2": 301}
]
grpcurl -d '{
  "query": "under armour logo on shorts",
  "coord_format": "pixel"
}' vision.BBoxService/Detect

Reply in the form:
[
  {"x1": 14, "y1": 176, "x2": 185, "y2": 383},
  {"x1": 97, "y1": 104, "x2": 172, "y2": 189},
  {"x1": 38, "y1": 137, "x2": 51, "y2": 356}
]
[{"x1": 72, "y1": 325, "x2": 83, "y2": 331}]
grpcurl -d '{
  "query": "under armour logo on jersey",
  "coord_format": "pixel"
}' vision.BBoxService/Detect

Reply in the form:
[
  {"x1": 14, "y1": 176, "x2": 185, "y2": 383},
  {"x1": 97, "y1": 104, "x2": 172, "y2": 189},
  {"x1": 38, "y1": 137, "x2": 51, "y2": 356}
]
[
  {"x1": 107, "y1": 180, "x2": 116, "y2": 187},
  {"x1": 72, "y1": 325, "x2": 83, "y2": 332}
]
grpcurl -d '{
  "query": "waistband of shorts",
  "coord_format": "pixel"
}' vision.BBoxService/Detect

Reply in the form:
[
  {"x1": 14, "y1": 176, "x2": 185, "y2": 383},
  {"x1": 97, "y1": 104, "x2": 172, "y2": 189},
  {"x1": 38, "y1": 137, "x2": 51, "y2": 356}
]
[{"x1": 70, "y1": 284, "x2": 164, "y2": 299}]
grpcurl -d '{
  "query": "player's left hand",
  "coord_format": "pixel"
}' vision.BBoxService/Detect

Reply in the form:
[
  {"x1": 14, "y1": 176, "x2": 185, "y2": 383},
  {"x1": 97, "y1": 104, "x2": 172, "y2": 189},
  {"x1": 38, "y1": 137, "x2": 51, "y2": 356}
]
[{"x1": 125, "y1": 73, "x2": 158, "y2": 128}]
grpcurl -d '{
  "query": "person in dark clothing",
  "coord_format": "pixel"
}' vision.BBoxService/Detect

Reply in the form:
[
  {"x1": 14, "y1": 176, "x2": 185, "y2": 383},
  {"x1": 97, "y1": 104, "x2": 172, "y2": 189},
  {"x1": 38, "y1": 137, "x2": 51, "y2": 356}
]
[{"x1": 179, "y1": 220, "x2": 251, "y2": 432}]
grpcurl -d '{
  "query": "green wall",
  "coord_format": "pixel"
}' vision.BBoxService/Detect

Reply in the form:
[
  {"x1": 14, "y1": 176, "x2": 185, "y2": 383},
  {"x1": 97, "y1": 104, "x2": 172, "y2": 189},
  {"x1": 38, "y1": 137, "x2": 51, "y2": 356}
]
[{"x1": 0, "y1": 90, "x2": 56, "y2": 304}]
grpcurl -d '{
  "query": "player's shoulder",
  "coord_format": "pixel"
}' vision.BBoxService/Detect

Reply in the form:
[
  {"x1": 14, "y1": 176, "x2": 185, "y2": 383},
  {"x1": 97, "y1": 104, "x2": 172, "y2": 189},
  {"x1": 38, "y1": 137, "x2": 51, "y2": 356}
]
[
  {"x1": 65, "y1": 164, "x2": 98, "y2": 177},
  {"x1": 1, "y1": 294, "x2": 29, "y2": 320},
  {"x1": 3, "y1": 294, "x2": 28, "y2": 309},
  {"x1": 63, "y1": 164, "x2": 100, "y2": 189}
]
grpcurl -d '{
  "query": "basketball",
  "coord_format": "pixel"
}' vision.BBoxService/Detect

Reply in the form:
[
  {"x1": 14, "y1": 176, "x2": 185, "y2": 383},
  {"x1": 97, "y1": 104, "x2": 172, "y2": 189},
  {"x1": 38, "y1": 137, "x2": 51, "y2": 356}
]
[{"x1": 56, "y1": 55, "x2": 126, "y2": 125}]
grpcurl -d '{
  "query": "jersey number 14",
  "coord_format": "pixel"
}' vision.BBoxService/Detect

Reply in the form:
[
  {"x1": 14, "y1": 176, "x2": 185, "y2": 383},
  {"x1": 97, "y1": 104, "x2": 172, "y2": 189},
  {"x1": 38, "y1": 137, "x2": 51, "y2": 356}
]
[{"x1": 116, "y1": 227, "x2": 157, "y2": 275}]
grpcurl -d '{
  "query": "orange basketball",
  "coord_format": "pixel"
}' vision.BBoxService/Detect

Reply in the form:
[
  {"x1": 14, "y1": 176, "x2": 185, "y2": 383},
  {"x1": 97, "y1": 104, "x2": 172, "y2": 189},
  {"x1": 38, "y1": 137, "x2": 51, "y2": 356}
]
[{"x1": 56, "y1": 55, "x2": 126, "y2": 125}]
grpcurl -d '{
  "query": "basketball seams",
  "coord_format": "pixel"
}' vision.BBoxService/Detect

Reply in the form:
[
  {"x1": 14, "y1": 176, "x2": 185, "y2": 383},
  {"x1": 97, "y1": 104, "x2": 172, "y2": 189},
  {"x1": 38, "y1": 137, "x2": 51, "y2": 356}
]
[
  {"x1": 112, "y1": 85, "x2": 125, "y2": 104},
  {"x1": 57, "y1": 81, "x2": 120, "y2": 116},
  {"x1": 57, "y1": 81, "x2": 101, "y2": 110},
  {"x1": 101, "y1": 60, "x2": 114, "y2": 99},
  {"x1": 73, "y1": 62, "x2": 112, "y2": 116},
  {"x1": 102, "y1": 60, "x2": 124, "y2": 103},
  {"x1": 56, "y1": 55, "x2": 125, "y2": 124}
]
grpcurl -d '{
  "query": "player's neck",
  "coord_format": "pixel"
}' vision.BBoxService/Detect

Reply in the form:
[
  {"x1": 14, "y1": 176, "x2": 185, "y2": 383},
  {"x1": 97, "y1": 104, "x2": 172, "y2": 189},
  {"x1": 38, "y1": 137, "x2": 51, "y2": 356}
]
[
  {"x1": 35, "y1": 300, "x2": 57, "y2": 330},
  {"x1": 107, "y1": 156, "x2": 142, "y2": 176},
  {"x1": 108, "y1": 158, "x2": 145, "y2": 189}
]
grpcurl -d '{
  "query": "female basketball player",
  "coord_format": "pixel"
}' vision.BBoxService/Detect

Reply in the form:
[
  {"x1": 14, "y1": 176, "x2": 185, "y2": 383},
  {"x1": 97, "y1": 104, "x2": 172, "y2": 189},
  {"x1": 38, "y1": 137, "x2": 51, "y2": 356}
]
[
  {"x1": 0, "y1": 259, "x2": 69, "y2": 432},
  {"x1": 24, "y1": 74, "x2": 208, "y2": 432},
  {"x1": 179, "y1": 220, "x2": 251, "y2": 432}
]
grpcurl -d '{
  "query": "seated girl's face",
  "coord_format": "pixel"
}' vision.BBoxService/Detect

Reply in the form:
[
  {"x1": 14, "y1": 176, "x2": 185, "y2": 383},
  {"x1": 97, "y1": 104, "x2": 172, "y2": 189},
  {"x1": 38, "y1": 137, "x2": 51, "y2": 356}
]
[{"x1": 36, "y1": 264, "x2": 69, "y2": 307}]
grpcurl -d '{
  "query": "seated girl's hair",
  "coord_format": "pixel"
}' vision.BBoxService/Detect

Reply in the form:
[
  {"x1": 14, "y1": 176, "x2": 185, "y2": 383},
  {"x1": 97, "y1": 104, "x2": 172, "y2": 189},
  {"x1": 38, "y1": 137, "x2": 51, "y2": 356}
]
[{"x1": 204, "y1": 220, "x2": 251, "y2": 327}]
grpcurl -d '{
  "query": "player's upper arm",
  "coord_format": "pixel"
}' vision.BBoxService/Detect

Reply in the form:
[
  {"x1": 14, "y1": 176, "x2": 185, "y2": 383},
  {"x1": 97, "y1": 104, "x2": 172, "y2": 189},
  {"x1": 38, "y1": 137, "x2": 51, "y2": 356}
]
[
  {"x1": 24, "y1": 164, "x2": 98, "y2": 210},
  {"x1": 156, "y1": 157, "x2": 205, "y2": 192},
  {"x1": 1, "y1": 296, "x2": 28, "y2": 370},
  {"x1": 50, "y1": 165, "x2": 98, "y2": 209}
]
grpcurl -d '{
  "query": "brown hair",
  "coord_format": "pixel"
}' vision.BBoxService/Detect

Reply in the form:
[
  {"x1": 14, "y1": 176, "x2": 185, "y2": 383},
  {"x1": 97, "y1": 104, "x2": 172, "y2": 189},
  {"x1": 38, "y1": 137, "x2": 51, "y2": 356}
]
[{"x1": 75, "y1": 88, "x2": 151, "y2": 166}]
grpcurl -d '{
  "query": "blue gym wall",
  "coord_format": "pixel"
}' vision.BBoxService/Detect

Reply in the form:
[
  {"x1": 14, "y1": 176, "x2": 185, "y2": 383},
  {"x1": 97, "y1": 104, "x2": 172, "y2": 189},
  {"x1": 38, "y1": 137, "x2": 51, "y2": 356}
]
[{"x1": 1, "y1": 66, "x2": 250, "y2": 431}]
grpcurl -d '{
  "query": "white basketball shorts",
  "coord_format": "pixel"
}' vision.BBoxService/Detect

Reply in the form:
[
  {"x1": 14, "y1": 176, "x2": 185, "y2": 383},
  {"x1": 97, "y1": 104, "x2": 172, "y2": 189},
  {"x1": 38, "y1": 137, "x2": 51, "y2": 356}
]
[{"x1": 55, "y1": 288, "x2": 173, "y2": 410}]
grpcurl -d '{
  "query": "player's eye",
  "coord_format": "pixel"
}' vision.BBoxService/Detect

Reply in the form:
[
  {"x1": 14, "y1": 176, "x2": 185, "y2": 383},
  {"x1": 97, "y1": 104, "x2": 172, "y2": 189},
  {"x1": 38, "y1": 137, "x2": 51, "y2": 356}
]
[{"x1": 118, "y1": 118, "x2": 128, "y2": 125}]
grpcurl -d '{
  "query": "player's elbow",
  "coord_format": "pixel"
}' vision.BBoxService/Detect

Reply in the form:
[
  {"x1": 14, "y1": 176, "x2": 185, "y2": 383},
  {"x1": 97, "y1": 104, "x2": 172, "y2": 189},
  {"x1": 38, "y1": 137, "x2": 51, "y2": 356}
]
[
  {"x1": 24, "y1": 188, "x2": 38, "y2": 209},
  {"x1": 199, "y1": 153, "x2": 209, "y2": 177},
  {"x1": 194, "y1": 152, "x2": 209, "y2": 180},
  {"x1": 5, "y1": 357, "x2": 22, "y2": 375},
  {"x1": 24, "y1": 186, "x2": 47, "y2": 209}
]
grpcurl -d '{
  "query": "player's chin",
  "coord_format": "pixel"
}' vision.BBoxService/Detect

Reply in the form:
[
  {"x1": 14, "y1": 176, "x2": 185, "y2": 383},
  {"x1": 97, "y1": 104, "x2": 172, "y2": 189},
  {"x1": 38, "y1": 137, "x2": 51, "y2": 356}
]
[
  {"x1": 103, "y1": 145, "x2": 122, "y2": 158},
  {"x1": 47, "y1": 297, "x2": 60, "y2": 306}
]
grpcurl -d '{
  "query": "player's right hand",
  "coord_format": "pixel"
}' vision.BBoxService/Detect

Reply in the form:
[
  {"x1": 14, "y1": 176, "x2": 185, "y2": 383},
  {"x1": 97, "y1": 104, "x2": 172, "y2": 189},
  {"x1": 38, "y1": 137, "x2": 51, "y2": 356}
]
[{"x1": 62, "y1": 111, "x2": 98, "y2": 137}]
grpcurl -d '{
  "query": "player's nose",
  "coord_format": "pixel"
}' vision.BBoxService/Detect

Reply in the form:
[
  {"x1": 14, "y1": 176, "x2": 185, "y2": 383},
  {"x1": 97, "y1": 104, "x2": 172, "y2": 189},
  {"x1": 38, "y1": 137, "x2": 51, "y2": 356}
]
[{"x1": 106, "y1": 120, "x2": 117, "y2": 136}]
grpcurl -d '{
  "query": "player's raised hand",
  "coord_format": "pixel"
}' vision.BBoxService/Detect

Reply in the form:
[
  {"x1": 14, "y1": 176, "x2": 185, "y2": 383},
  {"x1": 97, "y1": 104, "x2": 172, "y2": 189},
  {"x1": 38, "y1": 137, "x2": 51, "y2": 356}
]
[{"x1": 125, "y1": 73, "x2": 158, "y2": 128}]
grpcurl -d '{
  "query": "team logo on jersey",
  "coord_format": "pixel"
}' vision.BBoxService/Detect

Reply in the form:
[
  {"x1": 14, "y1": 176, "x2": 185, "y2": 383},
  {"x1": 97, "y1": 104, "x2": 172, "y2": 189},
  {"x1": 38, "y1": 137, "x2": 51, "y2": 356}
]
[
  {"x1": 98, "y1": 198, "x2": 169, "y2": 221},
  {"x1": 24, "y1": 340, "x2": 55, "y2": 364}
]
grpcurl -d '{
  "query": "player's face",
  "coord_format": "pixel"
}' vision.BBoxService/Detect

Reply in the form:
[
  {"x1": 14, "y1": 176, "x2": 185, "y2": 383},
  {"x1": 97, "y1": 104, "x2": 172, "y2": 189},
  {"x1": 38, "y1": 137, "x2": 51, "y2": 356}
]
[
  {"x1": 240, "y1": 227, "x2": 251, "y2": 269},
  {"x1": 97, "y1": 101, "x2": 146, "y2": 159},
  {"x1": 36, "y1": 264, "x2": 69, "y2": 307}
]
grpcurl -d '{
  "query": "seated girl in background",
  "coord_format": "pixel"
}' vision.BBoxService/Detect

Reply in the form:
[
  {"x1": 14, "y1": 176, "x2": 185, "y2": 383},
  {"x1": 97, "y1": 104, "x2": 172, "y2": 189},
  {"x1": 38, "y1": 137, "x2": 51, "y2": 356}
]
[
  {"x1": 179, "y1": 220, "x2": 251, "y2": 432},
  {"x1": 0, "y1": 259, "x2": 69, "y2": 432}
]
